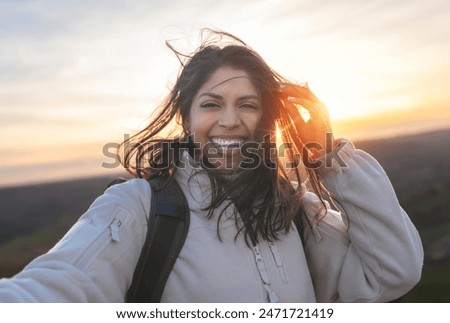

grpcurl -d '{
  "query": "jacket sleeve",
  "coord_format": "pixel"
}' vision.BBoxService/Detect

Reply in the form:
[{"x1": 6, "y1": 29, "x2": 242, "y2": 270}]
[
  {"x1": 0, "y1": 179, "x2": 151, "y2": 302},
  {"x1": 301, "y1": 139, "x2": 423, "y2": 302}
]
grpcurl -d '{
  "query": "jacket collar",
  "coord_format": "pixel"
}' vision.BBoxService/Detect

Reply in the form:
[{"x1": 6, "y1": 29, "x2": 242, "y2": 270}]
[{"x1": 174, "y1": 150, "x2": 237, "y2": 225}]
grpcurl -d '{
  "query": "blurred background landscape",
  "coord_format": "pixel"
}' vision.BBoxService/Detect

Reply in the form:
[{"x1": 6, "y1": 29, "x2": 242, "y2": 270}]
[
  {"x1": 0, "y1": 0, "x2": 449, "y2": 302},
  {"x1": 1, "y1": 127, "x2": 449, "y2": 302}
]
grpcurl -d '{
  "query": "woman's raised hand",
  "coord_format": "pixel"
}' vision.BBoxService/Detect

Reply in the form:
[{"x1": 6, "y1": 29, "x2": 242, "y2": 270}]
[{"x1": 280, "y1": 83, "x2": 335, "y2": 158}]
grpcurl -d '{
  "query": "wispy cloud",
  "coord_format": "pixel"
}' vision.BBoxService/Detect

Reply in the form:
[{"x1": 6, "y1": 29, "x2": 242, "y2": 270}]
[{"x1": 1, "y1": 0, "x2": 449, "y2": 185}]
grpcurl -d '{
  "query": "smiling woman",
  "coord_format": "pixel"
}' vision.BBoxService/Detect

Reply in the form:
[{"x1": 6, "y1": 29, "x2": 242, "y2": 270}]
[{"x1": 0, "y1": 29, "x2": 423, "y2": 303}]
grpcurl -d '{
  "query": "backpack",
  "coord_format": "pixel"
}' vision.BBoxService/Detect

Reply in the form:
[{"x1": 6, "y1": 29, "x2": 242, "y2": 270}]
[{"x1": 107, "y1": 177, "x2": 190, "y2": 303}]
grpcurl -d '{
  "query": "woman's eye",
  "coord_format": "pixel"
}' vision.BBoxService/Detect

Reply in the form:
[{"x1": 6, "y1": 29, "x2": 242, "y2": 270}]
[
  {"x1": 240, "y1": 103, "x2": 259, "y2": 110},
  {"x1": 200, "y1": 102, "x2": 220, "y2": 108}
]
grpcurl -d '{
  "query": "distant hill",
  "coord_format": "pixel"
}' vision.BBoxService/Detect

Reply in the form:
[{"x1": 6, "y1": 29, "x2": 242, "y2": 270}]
[
  {"x1": 0, "y1": 176, "x2": 113, "y2": 245},
  {"x1": 356, "y1": 129, "x2": 450, "y2": 248}
]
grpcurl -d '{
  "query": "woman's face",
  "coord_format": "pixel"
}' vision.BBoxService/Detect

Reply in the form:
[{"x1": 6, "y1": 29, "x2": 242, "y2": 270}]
[{"x1": 187, "y1": 67, "x2": 262, "y2": 173}]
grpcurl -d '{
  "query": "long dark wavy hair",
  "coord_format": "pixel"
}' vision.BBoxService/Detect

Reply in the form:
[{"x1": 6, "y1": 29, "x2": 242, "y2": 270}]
[{"x1": 118, "y1": 30, "x2": 324, "y2": 243}]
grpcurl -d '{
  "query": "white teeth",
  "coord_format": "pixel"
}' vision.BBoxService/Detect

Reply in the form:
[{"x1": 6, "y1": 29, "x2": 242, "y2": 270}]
[{"x1": 211, "y1": 138, "x2": 244, "y2": 147}]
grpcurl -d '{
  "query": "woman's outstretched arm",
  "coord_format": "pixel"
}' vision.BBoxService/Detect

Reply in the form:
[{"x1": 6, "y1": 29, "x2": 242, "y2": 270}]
[{"x1": 0, "y1": 179, "x2": 151, "y2": 302}]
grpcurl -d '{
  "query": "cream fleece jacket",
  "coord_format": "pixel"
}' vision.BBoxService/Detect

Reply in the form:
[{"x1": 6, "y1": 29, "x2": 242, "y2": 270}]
[{"x1": 0, "y1": 140, "x2": 423, "y2": 302}]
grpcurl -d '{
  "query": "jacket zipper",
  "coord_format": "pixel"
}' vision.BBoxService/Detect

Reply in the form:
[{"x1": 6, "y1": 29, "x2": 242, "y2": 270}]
[
  {"x1": 74, "y1": 218, "x2": 123, "y2": 268},
  {"x1": 109, "y1": 219, "x2": 122, "y2": 242},
  {"x1": 241, "y1": 214, "x2": 279, "y2": 303}
]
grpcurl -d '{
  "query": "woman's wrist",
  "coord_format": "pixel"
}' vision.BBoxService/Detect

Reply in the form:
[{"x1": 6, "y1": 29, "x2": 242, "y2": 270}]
[{"x1": 306, "y1": 133, "x2": 338, "y2": 160}]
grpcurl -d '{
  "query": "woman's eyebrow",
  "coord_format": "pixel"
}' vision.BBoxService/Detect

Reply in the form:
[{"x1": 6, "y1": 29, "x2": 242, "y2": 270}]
[{"x1": 237, "y1": 94, "x2": 261, "y2": 101}]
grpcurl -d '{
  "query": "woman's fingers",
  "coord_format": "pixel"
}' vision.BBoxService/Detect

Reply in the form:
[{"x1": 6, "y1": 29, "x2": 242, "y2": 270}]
[
  {"x1": 280, "y1": 84, "x2": 329, "y2": 121},
  {"x1": 280, "y1": 83, "x2": 334, "y2": 156},
  {"x1": 285, "y1": 96, "x2": 331, "y2": 132},
  {"x1": 288, "y1": 97, "x2": 326, "y2": 119}
]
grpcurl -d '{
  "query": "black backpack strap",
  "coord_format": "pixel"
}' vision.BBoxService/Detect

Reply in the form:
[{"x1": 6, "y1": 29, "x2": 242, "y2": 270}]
[{"x1": 126, "y1": 176, "x2": 190, "y2": 302}]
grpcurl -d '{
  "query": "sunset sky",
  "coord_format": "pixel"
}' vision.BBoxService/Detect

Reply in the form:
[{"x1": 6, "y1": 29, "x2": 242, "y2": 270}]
[{"x1": 1, "y1": 0, "x2": 449, "y2": 186}]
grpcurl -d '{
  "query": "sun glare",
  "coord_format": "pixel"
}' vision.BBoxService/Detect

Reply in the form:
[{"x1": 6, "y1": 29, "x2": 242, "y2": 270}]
[{"x1": 306, "y1": 72, "x2": 368, "y2": 122}]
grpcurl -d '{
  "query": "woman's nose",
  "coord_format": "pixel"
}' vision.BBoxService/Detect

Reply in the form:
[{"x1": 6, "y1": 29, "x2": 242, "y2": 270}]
[{"x1": 218, "y1": 107, "x2": 241, "y2": 129}]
